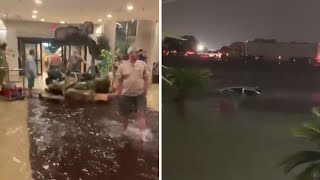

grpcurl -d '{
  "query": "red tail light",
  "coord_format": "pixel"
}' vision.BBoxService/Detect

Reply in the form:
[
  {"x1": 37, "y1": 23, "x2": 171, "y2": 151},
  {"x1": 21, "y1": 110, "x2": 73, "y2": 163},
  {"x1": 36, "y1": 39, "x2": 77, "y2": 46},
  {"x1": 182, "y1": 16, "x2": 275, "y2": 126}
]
[{"x1": 184, "y1": 51, "x2": 195, "y2": 56}]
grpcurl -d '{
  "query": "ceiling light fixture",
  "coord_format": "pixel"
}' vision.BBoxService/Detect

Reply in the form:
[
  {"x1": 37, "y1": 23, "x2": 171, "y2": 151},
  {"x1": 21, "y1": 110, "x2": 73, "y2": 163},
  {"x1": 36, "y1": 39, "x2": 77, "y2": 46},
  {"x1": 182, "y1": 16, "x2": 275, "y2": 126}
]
[
  {"x1": 34, "y1": 0, "x2": 43, "y2": 5},
  {"x1": 116, "y1": 23, "x2": 123, "y2": 28},
  {"x1": 98, "y1": 19, "x2": 102, "y2": 22},
  {"x1": 60, "y1": 21, "x2": 65, "y2": 24},
  {"x1": 40, "y1": 19, "x2": 45, "y2": 22},
  {"x1": 127, "y1": 4, "x2": 134, "y2": 11},
  {"x1": 33, "y1": 10, "x2": 38, "y2": 14},
  {"x1": 32, "y1": 15, "x2": 37, "y2": 19},
  {"x1": 107, "y1": 14, "x2": 112, "y2": 18}
]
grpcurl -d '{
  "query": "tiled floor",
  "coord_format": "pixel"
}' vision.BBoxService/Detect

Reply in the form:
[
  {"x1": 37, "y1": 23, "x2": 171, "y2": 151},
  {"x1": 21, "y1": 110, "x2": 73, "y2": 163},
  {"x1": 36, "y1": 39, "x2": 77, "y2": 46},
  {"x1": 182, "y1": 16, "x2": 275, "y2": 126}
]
[
  {"x1": 0, "y1": 101, "x2": 32, "y2": 180},
  {"x1": 0, "y1": 74, "x2": 159, "y2": 180}
]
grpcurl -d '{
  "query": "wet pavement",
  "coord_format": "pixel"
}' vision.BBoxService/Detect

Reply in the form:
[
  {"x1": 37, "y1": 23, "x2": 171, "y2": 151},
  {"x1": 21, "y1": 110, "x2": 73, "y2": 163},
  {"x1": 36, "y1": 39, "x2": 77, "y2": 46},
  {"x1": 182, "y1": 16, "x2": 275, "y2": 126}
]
[{"x1": 27, "y1": 98, "x2": 159, "y2": 180}]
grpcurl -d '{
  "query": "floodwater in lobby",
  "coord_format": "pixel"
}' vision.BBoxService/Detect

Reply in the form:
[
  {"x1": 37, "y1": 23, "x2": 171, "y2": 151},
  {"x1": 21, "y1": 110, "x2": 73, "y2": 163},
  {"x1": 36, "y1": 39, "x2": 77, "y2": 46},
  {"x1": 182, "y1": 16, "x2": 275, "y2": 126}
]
[
  {"x1": 0, "y1": 0, "x2": 159, "y2": 179},
  {"x1": 0, "y1": 79, "x2": 159, "y2": 180},
  {"x1": 28, "y1": 98, "x2": 159, "y2": 180}
]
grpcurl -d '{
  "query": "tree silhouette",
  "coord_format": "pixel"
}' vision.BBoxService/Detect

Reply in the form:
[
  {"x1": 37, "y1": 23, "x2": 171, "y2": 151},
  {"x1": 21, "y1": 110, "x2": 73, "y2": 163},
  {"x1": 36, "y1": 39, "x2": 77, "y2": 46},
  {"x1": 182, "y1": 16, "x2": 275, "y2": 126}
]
[{"x1": 181, "y1": 35, "x2": 199, "y2": 51}]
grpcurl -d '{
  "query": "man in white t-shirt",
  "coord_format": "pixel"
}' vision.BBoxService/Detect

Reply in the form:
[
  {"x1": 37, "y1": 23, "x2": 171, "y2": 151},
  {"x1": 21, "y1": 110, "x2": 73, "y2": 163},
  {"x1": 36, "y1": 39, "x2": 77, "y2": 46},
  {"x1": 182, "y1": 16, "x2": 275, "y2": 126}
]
[{"x1": 116, "y1": 46, "x2": 149, "y2": 141}]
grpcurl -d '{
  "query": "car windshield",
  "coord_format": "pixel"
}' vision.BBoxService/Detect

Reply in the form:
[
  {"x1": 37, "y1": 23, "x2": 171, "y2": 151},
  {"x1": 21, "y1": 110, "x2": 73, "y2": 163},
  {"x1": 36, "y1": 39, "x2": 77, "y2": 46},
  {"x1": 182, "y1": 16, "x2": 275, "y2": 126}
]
[
  {"x1": 230, "y1": 88, "x2": 243, "y2": 96},
  {"x1": 244, "y1": 89, "x2": 258, "y2": 96}
]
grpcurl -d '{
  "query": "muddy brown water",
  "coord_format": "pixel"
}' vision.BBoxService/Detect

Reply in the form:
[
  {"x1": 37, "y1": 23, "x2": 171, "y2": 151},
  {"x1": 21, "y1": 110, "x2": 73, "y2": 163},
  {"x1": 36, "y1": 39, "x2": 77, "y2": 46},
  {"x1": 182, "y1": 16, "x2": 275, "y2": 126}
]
[
  {"x1": 27, "y1": 98, "x2": 159, "y2": 180},
  {"x1": 162, "y1": 61, "x2": 320, "y2": 180}
]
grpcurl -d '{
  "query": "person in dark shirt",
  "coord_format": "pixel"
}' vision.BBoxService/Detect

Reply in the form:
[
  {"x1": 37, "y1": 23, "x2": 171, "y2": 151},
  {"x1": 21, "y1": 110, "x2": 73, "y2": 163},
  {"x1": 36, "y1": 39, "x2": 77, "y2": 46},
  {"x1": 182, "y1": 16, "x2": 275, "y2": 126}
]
[
  {"x1": 0, "y1": 43, "x2": 8, "y2": 85},
  {"x1": 67, "y1": 50, "x2": 85, "y2": 73}
]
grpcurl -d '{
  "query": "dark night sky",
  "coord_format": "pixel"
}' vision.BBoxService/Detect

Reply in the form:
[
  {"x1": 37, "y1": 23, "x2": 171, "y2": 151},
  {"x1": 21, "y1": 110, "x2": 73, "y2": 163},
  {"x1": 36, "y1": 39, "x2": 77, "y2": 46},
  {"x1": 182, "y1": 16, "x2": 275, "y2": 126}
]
[{"x1": 163, "y1": 0, "x2": 320, "y2": 50}]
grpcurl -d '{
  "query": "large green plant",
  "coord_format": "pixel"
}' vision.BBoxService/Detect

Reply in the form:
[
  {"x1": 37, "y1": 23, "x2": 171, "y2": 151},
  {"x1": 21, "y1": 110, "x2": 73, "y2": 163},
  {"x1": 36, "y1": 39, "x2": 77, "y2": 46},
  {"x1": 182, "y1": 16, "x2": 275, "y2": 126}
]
[
  {"x1": 280, "y1": 107, "x2": 320, "y2": 180},
  {"x1": 162, "y1": 65, "x2": 173, "y2": 85},
  {"x1": 163, "y1": 66, "x2": 212, "y2": 101},
  {"x1": 97, "y1": 50, "x2": 115, "y2": 74}
]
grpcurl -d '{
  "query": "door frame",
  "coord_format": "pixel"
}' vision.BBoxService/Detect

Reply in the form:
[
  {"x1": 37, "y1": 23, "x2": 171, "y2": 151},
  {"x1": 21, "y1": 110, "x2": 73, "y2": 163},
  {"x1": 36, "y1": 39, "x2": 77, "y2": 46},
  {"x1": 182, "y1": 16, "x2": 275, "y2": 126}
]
[
  {"x1": 24, "y1": 42, "x2": 43, "y2": 75},
  {"x1": 18, "y1": 37, "x2": 56, "y2": 76},
  {"x1": 17, "y1": 37, "x2": 90, "y2": 75}
]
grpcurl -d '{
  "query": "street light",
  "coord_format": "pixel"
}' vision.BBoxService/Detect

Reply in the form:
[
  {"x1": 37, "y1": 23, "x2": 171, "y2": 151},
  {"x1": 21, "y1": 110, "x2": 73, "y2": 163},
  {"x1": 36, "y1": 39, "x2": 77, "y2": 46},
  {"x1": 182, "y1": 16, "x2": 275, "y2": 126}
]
[{"x1": 197, "y1": 44, "x2": 204, "y2": 51}]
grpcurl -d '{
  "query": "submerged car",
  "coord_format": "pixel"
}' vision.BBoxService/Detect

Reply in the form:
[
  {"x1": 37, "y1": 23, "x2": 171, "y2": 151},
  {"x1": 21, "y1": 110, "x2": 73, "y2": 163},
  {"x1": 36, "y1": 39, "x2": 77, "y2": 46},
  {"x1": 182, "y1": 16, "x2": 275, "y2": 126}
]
[{"x1": 218, "y1": 86, "x2": 261, "y2": 97}]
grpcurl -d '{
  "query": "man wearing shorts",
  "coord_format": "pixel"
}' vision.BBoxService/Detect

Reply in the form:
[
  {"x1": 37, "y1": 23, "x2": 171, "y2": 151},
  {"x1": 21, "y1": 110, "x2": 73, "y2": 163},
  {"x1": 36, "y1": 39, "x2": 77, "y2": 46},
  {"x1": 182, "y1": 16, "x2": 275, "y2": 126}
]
[
  {"x1": 25, "y1": 49, "x2": 37, "y2": 97},
  {"x1": 116, "y1": 46, "x2": 149, "y2": 141}
]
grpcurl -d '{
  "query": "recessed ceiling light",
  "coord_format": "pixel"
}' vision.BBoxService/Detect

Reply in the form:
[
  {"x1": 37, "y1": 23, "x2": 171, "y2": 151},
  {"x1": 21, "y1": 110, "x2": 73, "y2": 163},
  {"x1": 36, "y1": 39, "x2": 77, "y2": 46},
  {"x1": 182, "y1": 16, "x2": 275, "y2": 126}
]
[
  {"x1": 107, "y1": 14, "x2": 112, "y2": 18},
  {"x1": 40, "y1": 19, "x2": 45, "y2": 22},
  {"x1": 32, "y1": 15, "x2": 37, "y2": 19},
  {"x1": 34, "y1": 0, "x2": 43, "y2": 5},
  {"x1": 127, "y1": 4, "x2": 134, "y2": 11},
  {"x1": 98, "y1": 19, "x2": 102, "y2": 22},
  {"x1": 33, "y1": 10, "x2": 38, "y2": 14},
  {"x1": 60, "y1": 21, "x2": 65, "y2": 24}
]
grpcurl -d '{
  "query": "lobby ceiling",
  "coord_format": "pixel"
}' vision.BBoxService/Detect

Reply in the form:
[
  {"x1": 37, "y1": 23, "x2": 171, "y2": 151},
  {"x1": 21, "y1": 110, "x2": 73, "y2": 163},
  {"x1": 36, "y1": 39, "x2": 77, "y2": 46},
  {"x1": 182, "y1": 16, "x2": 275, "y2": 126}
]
[{"x1": 0, "y1": 0, "x2": 158, "y2": 23}]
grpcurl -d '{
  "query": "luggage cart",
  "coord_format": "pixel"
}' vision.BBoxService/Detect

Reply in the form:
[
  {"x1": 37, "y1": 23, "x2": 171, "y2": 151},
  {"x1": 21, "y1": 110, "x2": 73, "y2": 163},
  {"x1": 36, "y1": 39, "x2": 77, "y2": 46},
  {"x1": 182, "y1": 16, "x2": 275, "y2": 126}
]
[{"x1": 0, "y1": 68, "x2": 26, "y2": 101}]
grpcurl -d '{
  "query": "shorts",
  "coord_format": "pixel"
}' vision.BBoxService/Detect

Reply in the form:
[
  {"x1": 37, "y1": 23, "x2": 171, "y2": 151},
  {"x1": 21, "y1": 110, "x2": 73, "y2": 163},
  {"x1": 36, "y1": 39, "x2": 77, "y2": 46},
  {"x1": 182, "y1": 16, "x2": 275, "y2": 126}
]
[
  {"x1": 119, "y1": 94, "x2": 147, "y2": 116},
  {"x1": 27, "y1": 77, "x2": 35, "y2": 89}
]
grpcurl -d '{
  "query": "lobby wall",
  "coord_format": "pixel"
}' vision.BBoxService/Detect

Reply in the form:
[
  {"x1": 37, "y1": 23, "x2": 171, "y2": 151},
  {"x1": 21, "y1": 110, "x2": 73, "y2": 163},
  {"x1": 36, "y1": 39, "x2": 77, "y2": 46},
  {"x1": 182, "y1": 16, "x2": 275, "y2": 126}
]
[
  {"x1": 3, "y1": 20, "x2": 102, "y2": 74},
  {"x1": 102, "y1": 19, "x2": 158, "y2": 81},
  {"x1": 4, "y1": 20, "x2": 55, "y2": 75},
  {"x1": 135, "y1": 20, "x2": 158, "y2": 80}
]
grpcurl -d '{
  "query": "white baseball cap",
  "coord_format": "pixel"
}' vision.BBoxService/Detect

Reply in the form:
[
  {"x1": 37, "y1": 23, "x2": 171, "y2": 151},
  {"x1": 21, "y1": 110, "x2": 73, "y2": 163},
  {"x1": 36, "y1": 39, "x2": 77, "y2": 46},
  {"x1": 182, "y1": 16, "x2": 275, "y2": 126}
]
[{"x1": 127, "y1": 46, "x2": 137, "y2": 54}]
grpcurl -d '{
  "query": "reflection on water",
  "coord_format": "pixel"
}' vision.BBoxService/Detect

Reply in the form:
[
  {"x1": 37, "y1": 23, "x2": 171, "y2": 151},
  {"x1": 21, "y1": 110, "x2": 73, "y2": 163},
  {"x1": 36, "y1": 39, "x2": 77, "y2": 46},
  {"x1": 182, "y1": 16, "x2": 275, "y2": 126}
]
[
  {"x1": 28, "y1": 99, "x2": 158, "y2": 180},
  {"x1": 163, "y1": 98, "x2": 315, "y2": 180},
  {"x1": 162, "y1": 63, "x2": 320, "y2": 180}
]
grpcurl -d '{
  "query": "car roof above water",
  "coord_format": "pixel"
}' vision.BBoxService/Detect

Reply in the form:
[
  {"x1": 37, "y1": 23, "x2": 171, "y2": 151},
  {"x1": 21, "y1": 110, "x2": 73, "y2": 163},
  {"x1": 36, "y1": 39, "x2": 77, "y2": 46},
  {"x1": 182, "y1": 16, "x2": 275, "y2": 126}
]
[{"x1": 219, "y1": 86, "x2": 260, "y2": 91}]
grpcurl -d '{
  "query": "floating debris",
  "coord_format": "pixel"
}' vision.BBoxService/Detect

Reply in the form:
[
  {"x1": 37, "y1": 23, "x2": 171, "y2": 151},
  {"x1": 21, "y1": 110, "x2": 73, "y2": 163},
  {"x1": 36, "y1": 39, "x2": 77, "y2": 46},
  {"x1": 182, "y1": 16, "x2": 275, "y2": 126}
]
[
  {"x1": 43, "y1": 165, "x2": 49, "y2": 170},
  {"x1": 28, "y1": 99, "x2": 159, "y2": 179}
]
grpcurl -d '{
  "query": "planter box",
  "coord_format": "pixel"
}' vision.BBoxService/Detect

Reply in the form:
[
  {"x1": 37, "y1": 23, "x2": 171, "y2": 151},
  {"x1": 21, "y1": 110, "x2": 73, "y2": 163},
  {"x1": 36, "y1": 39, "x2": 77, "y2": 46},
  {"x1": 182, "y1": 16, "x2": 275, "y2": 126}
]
[
  {"x1": 94, "y1": 92, "x2": 116, "y2": 102},
  {"x1": 40, "y1": 91, "x2": 117, "y2": 103},
  {"x1": 64, "y1": 88, "x2": 93, "y2": 102},
  {"x1": 39, "y1": 91, "x2": 64, "y2": 102}
]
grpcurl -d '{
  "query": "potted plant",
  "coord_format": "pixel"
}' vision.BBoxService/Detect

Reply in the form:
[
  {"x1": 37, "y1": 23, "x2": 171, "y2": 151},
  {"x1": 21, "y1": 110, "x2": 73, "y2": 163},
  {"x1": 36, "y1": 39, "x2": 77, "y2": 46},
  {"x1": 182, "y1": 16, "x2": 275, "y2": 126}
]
[
  {"x1": 163, "y1": 66, "x2": 212, "y2": 102},
  {"x1": 97, "y1": 50, "x2": 115, "y2": 78},
  {"x1": 280, "y1": 107, "x2": 320, "y2": 179}
]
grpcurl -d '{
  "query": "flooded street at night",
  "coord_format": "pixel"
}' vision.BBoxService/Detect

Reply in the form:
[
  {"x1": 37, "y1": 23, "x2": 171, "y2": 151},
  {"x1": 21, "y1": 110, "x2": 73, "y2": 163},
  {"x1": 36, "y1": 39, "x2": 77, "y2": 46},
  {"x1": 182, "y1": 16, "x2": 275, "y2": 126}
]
[
  {"x1": 27, "y1": 98, "x2": 159, "y2": 180},
  {"x1": 162, "y1": 62, "x2": 320, "y2": 180}
]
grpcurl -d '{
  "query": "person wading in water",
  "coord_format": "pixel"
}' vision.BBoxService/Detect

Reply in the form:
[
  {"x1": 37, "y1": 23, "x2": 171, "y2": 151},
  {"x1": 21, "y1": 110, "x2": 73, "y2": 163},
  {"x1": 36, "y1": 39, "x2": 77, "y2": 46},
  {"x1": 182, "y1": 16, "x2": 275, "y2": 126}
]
[
  {"x1": 116, "y1": 46, "x2": 150, "y2": 142},
  {"x1": 25, "y1": 49, "x2": 37, "y2": 97}
]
